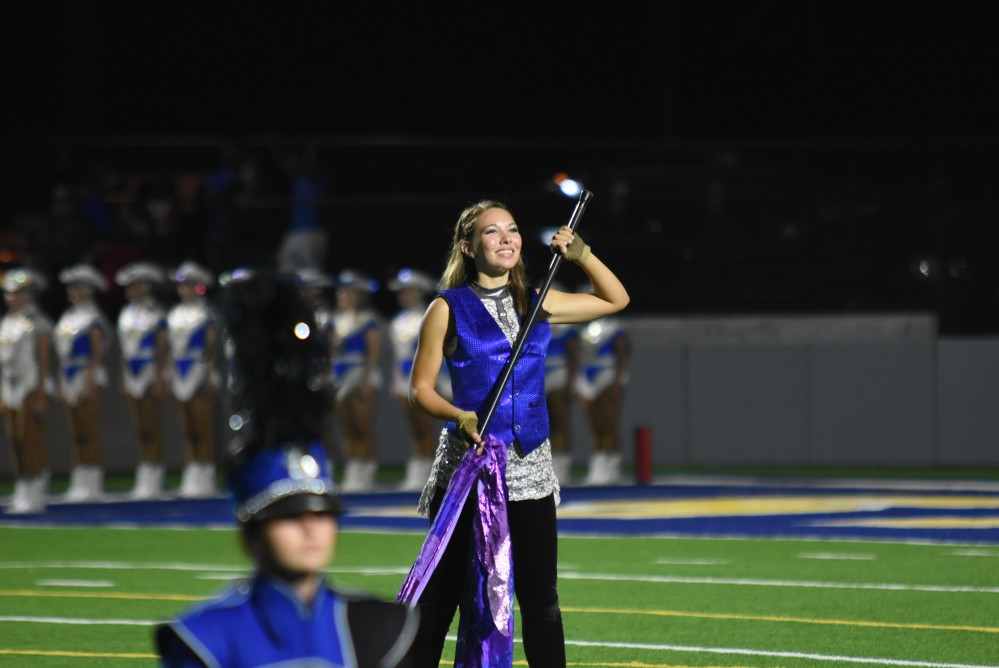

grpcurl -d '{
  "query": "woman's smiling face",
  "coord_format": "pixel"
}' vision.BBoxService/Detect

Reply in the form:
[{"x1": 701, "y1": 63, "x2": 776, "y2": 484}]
[{"x1": 467, "y1": 207, "x2": 521, "y2": 277}]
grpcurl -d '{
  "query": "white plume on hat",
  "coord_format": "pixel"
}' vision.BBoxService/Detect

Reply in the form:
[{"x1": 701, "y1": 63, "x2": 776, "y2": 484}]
[
  {"x1": 387, "y1": 268, "x2": 436, "y2": 293},
  {"x1": 336, "y1": 269, "x2": 378, "y2": 293},
  {"x1": 172, "y1": 261, "x2": 215, "y2": 286},
  {"x1": 59, "y1": 264, "x2": 108, "y2": 291},
  {"x1": 115, "y1": 262, "x2": 165, "y2": 287},
  {"x1": 295, "y1": 268, "x2": 334, "y2": 288},
  {"x1": 2, "y1": 268, "x2": 47, "y2": 293}
]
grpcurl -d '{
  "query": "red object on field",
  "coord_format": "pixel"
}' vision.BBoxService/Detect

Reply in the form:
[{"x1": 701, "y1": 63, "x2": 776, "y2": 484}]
[{"x1": 635, "y1": 425, "x2": 652, "y2": 485}]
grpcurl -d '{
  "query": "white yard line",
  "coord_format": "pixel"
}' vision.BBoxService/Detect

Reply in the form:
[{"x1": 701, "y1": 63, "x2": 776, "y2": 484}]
[
  {"x1": 0, "y1": 617, "x2": 992, "y2": 667},
  {"x1": 35, "y1": 580, "x2": 115, "y2": 587},
  {"x1": 564, "y1": 638, "x2": 999, "y2": 668},
  {"x1": 0, "y1": 560, "x2": 409, "y2": 576},
  {"x1": 0, "y1": 560, "x2": 993, "y2": 593},
  {"x1": 950, "y1": 549, "x2": 999, "y2": 557},
  {"x1": 0, "y1": 616, "x2": 156, "y2": 626},
  {"x1": 798, "y1": 552, "x2": 876, "y2": 560}
]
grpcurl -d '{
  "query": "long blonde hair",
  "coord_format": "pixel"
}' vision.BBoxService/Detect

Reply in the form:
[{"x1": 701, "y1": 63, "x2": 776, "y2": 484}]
[{"x1": 441, "y1": 200, "x2": 530, "y2": 316}]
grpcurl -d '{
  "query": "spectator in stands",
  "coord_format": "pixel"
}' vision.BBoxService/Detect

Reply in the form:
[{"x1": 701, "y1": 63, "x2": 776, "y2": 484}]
[
  {"x1": 26, "y1": 184, "x2": 100, "y2": 314},
  {"x1": 277, "y1": 146, "x2": 328, "y2": 273}
]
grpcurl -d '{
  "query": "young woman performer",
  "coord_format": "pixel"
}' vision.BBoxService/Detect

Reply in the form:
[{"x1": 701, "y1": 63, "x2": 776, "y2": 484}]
[
  {"x1": 577, "y1": 315, "x2": 630, "y2": 485},
  {"x1": 406, "y1": 200, "x2": 629, "y2": 666},
  {"x1": 115, "y1": 262, "x2": 169, "y2": 499},
  {"x1": 1, "y1": 269, "x2": 55, "y2": 513},
  {"x1": 387, "y1": 268, "x2": 451, "y2": 491},
  {"x1": 55, "y1": 264, "x2": 111, "y2": 502},
  {"x1": 167, "y1": 261, "x2": 219, "y2": 498},
  {"x1": 331, "y1": 270, "x2": 382, "y2": 493},
  {"x1": 544, "y1": 282, "x2": 581, "y2": 483}
]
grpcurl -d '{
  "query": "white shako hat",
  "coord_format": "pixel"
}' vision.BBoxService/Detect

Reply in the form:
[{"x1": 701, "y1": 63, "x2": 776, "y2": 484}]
[{"x1": 59, "y1": 264, "x2": 108, "y2": 291}]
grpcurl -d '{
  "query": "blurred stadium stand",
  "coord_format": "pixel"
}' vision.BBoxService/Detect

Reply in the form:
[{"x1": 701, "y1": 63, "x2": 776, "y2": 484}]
[{"x1": 2, "y1": 135, "x2": 997, "y2": 335}]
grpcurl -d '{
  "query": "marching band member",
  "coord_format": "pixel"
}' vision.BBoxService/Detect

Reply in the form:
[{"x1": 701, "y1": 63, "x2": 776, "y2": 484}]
[
  {"x1": 1, "y1": 269, "x2": 55, "y2": 513},
  {"x1": 167, "y1": 261, "x2": 220, "y2": 498},
  {"x1": 387, "y1": 268, "x2": 451, "y2": 492},
  {"x1": 116, "y1": 262, "x2": 169, "y2": 499},
  {"x1": 55, "y1": 263, "x2": 111, "y2": 502},
  {"x1": 331, "y1": 270, "x2": 382, "y2": 493},
  {"x1": 576, "y1": 315, "x2": 630, "y2": 485},
  {"x1": 545, "y1": 294, "x2": 580, "y2": 484}
]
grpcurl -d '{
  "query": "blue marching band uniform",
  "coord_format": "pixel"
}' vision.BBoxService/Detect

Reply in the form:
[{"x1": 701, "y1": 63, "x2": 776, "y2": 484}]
[{"x1": 155, "y1": 442, "x2": 419, "y2": 668}]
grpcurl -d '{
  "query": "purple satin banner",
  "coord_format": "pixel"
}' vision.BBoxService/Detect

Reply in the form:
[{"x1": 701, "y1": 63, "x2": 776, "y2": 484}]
[{"x1": 397, "y1": 434, "x2": 514, "y2": 667}]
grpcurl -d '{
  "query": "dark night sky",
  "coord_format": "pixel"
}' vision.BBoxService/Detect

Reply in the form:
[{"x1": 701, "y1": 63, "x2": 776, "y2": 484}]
[
  {"x1": 2, "y1": 3, "x2": 998, "y2": 331},
  {"x1": 4, "y1": 2, "x2": 998, "y2": 140}
]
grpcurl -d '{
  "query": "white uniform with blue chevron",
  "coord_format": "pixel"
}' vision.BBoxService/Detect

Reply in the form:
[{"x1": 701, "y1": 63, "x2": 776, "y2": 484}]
[
  {"x1": 118, "y1": 298, "x2": 166, "y2": 399},
  {"x1": 55, "y1": 301, "x2": 110, "y2": 406},
  {"x1": 167, "y1": 299, "x2": 216, "y2": 402},
  {"x1": 332, "y1": 309, "x2": 382, "y2": 401}
]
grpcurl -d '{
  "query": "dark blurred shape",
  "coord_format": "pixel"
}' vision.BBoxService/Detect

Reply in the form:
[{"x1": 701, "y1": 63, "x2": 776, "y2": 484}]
[{"x1": 218, "y1": 270, "x2": 332, "y2": 457}]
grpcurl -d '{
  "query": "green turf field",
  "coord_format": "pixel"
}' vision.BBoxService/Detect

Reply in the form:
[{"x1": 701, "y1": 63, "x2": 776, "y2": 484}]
[{"x1": 1, "y1": 524, "x2": 996, "y2": 667}]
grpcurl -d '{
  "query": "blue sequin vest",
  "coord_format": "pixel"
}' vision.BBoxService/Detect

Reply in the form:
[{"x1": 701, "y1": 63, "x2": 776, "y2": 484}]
[{"x1": 441, "y1": 285, "x2": 551, "y2": 454}]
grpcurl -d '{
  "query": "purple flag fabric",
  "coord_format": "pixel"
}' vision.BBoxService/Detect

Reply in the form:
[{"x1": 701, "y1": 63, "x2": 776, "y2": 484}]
[{"x1": 397, "y1": 434, "x2": 514, "y2": 667}]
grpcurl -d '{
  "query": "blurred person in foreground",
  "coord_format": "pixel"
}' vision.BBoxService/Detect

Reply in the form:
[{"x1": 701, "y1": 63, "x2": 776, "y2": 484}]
[
  {"x1": 0, "y1": 269, "x2": 55, "y2": 514},
  {"x1": 55, "y1": 264, "x2": 112, "y2": 502},
  {"x1": 155, "y1": 270, "x2": 418, "y2": 667},
  {"x1": 116, "y1": 262, "x2": 170, "y2": 499}
]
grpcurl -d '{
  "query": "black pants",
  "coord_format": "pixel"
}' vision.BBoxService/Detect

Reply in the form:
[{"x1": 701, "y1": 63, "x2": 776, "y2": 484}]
[{"x1": 408, "y1": 491, "x2": 566, "y2": 667}]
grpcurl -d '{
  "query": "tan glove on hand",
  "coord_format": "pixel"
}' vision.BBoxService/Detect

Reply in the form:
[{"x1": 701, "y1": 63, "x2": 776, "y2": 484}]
[
  {"x1": 455, "y1": 410, "x2": 481, "y2": 446},
  {"x1": 562, "y1": 227, "x2": 591, "y2": 264}
]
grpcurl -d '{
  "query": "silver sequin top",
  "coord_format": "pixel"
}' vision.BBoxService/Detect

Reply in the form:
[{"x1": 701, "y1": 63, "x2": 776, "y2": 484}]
[{"x1": 417, "y1": 283, "x2": 560, "y2": 518}]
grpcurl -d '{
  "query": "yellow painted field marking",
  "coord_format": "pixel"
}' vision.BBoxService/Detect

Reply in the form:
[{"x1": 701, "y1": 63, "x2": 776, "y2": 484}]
[
  {"x1": 0, "y1": 589, "x2": 203, "y2": 602},
  {"x1": 814, "y1": 516, "x2": 999, "y2": 529},
  {"x1": 561, "y1": 606, "x2": 999, "y2": 634},
  {"x1": 556, "y1": 495, "x2": 999, "y2": 519},
  {"x1": 0, "y1": 649, "x2": 157, "y2": 659}
]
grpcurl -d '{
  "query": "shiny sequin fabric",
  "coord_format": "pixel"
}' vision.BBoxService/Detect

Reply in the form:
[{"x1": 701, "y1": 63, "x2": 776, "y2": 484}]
[{"x1": 417, "y1": 284, "x2": 560, "y2": 518}]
